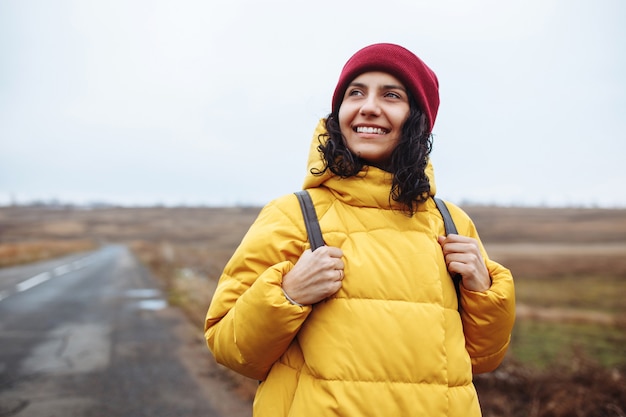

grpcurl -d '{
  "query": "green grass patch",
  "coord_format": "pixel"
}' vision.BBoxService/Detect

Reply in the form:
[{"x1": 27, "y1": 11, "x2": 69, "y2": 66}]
[
  {"x1": 511, "y1": 320, "x2": 626, "y2": 369},
  {"x1": 514, "y1": 274, "x2": 626, "y2": 314}
]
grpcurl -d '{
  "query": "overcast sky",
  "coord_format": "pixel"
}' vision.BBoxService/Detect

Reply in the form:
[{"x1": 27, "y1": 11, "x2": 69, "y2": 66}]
[{"x1": 1, "y1": 0, "x2": 625, "y2": 207}]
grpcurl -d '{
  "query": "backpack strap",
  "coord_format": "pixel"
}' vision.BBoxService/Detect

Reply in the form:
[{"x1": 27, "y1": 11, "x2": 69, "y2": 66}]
[
  {"x1": 294, "y1": 190, "x2": 325, "y2": 251},
  {"x1": 433, "y1": 197, "x2": 458, "y2": 235},
  {"x1": 433, "y1": 197, "x2": 462, "y2": 309}
]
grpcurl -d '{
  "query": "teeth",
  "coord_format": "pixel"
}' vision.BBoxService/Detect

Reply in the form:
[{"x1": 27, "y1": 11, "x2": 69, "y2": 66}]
[{"x1": 356, "y1": 126, "x2": 387, "y2": 134}]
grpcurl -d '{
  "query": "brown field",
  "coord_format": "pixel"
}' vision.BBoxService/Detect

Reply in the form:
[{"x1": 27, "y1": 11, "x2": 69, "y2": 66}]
[{"x1": 1, "y1": 204, "x2": 625, "y2": 416}]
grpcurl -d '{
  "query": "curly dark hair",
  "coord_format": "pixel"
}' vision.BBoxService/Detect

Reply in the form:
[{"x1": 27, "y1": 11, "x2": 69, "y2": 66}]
[{"x1": 312, "y1": 98, "x2": 433, "y2": 216}]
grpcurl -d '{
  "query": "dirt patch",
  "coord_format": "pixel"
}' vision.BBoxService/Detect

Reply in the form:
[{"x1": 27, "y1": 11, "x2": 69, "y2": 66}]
[
  {"x1": 0, "y1": 239, "x2": 97, "y2": 267},
  {"x1": 516, "y1": 303, "x2": 625, "y2": 327}
]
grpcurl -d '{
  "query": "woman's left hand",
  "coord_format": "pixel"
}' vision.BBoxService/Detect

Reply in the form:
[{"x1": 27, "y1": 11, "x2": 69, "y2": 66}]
[{"x1": 437, "y1": 234, "x2": 491, "y2": 292}]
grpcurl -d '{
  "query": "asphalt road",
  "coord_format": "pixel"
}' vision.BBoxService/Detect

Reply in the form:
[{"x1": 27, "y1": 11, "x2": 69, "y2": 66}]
[{"x1": 0, "y1": 245, "x2": 241, "y2": 417}]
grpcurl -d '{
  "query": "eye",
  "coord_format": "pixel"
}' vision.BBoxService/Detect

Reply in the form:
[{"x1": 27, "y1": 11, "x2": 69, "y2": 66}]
[
  {"x1": 347, "y1": 88, "x2": 364, "y2": 97},
  {"x1": 384, "y1": 91, "x2": 402, "y2": 99}
]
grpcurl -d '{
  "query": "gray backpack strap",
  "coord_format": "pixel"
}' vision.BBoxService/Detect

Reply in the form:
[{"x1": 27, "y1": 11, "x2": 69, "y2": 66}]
[
  {"x1": 294, "y1": 190, "x2": 325, "y2": 251},
  {"x1": 433, "y1": 197, "x2": 462, "y2": 310},
  {"x1": 434, "y1": 197, "x2": 458, "y2": 236}
]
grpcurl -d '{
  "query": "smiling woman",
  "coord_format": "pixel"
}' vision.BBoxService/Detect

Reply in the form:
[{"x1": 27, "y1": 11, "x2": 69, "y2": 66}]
[
  {"x1": 204, "y1": 43, "x2": 515, "y2": 417},
  {"x1": 309, "y1": 43, "x2": 444, "y2": 216},
  {"x1": 337, "y1": 72, "x2": 410, "y2": 168}
]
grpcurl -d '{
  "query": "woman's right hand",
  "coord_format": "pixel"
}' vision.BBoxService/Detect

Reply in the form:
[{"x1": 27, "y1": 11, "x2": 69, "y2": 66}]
[{"x1": 281, "y1": 246, "x2": 344, "y2": 306}]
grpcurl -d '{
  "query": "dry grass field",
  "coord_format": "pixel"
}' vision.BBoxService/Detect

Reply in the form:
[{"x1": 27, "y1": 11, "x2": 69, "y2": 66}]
[{"x1": 1, "y1": 203, "x2": 625, "y2": 416}]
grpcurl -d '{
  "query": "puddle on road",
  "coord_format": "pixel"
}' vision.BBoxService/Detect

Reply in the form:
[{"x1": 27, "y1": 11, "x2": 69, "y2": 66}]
[
  {"x1": 124, "y1": 289, "x2": 162, "y2": 298},
  {"x1": 136, "y1": 299, "x2": 168, "y2": 310},
  {"x1": 124, "y1": 288, "x2": 167, "y2": 311}
]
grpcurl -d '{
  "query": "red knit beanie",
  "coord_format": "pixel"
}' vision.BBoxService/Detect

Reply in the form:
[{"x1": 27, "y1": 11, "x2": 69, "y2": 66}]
[{"x1": 332, "y1": 43, "x2": 440, "y2": 132}]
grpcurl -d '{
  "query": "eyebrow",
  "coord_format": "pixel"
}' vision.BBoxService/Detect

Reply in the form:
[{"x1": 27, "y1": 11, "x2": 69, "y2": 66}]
[{"x1": 348, "y1": 81, "x2": 407, "y2": 92}]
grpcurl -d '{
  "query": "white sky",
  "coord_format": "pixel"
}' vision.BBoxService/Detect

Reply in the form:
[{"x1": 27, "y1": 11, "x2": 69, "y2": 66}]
[{"x1": 1, "y1": 0, "x2": 625, "y2": 207}]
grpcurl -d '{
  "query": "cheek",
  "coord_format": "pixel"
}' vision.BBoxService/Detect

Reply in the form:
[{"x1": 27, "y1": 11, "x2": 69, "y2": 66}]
[
  {"x1": 337, "y1": 106, "x2": 349, "y2": 130},
  {"x1": 397, "y1": 106, "x2": 411, "y2": 127},
  {"x1": 337, "y1": 111, "x2": 354, "y2": 141}
]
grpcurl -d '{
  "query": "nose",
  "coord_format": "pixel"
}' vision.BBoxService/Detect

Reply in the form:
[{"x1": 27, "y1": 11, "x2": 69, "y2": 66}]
[{"x1": 359, "y1": 95, "x2": 381, "y2": 116}]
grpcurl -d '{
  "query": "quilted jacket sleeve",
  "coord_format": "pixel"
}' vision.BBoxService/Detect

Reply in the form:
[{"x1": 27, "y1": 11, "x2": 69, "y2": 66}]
[
  {"x1": 204, "y1": 195, "x2": 312, "y2": 381},
  {"x1": 446, "y1": 203, "x2": 516, "y2": 374}
]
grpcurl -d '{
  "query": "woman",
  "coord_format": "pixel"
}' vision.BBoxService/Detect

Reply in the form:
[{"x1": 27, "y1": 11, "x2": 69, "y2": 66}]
[{"x1": 205, "y1": 43, "x2": 515, "y2": 416}]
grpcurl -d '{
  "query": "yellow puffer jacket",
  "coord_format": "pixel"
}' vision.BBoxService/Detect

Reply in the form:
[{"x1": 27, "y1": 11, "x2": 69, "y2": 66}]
[{"x1": 205, "y1": 119, "x2": 515, "y2": 416}]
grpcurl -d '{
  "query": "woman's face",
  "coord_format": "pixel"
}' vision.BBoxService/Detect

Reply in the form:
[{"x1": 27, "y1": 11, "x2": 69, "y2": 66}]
[{"x1": 338, "y1": 71, "x2": 410, "y2": 168}]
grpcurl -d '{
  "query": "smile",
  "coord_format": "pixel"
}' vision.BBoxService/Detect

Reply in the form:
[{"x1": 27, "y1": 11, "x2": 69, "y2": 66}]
[{"x1": 355, "y1": 126, "x2": 389, "y2": 135}]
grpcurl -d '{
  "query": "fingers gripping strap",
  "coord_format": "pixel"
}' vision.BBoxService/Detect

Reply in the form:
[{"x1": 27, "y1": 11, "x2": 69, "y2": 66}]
[
  {"x1": 294, "y1": 190, "x2": 325, "y2": 251},
  {"x1": 434, "y1": 197, "x2": 458, "y2": 236}
]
